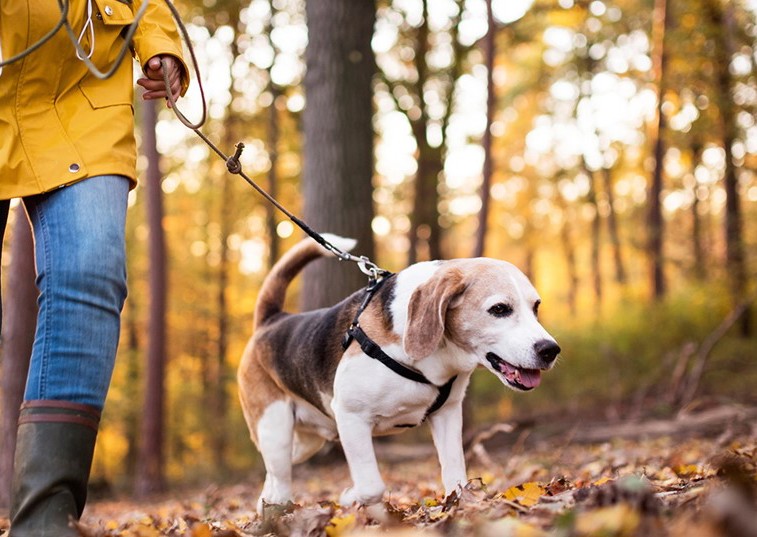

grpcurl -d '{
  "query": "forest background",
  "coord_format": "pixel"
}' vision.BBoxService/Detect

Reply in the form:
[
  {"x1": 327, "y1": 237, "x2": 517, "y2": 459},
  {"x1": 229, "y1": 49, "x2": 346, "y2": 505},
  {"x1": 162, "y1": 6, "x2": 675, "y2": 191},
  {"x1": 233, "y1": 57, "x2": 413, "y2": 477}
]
[{"x1": 0, "y1": 0, "x2": 756, "y2": 508}]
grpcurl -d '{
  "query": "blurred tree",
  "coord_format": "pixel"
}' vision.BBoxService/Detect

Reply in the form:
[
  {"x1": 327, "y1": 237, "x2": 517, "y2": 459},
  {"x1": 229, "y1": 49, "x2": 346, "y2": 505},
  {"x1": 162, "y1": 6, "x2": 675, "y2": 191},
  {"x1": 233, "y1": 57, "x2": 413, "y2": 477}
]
[
  {"x1": 0, "y1": 209, "x2": 36, "y2": 510},
  {"x1": 648, "y1": 0, "x2": 670, "y2": 299},
  {"x1": 475, "y1": 0, "x2": 495, "y2": 258},
  {"x1": 135, "y1": 99, "x2": 168, "y2": 496},
  {"x1": 300, "y1": 0, "x2": 377, "y2": 309},
  {"x1": 377, "y1": 0, "x2": 467, "y2": 263},
  {"x1": 264, "y1": 0, "x2": 282, "y2": 268},
  {"x1": 704, "y1": 0, "x2": 750, "y2": 336}
]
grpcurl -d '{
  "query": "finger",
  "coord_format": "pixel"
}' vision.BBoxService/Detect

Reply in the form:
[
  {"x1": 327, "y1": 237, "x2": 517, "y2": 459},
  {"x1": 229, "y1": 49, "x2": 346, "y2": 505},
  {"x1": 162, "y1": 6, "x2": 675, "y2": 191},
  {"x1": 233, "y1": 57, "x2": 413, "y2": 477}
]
[{"x1": 137, "y1": 78, "x2": 165, "y2": 91}]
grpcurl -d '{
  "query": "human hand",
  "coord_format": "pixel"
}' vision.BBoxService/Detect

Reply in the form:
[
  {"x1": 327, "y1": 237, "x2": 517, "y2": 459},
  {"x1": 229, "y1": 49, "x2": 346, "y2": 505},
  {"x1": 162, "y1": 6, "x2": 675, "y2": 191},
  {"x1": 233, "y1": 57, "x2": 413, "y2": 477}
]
[{"x1": 137, "y1": 55, "x2": 184, "y2": 107}]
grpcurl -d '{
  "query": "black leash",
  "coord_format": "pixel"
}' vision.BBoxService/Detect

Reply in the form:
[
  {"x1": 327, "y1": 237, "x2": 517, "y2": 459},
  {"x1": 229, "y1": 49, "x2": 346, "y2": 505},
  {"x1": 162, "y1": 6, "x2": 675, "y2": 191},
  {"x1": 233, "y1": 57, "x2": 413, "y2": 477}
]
[{"x1": 157, "y1": 0, "x2": 390, "y2": 279}]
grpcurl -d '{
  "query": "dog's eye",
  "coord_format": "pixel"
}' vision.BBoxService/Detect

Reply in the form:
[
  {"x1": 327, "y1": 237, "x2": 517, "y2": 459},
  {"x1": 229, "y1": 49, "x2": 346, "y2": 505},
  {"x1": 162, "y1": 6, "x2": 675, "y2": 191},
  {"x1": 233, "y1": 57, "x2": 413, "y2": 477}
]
[
  {"x1": 488, "y1": 303, "x2": 513, "y2": 317},
  {"x1": 533, "y1": 300, "x2": 541, "y2": 316}
]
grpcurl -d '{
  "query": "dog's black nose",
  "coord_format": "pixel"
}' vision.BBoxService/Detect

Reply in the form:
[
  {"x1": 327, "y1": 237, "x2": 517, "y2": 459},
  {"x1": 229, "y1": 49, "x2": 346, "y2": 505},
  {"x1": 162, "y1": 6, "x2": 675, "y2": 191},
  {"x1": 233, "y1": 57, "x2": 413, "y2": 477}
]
[{"x1": 534, "y1": 339, "x2": 561, "y2": 364}]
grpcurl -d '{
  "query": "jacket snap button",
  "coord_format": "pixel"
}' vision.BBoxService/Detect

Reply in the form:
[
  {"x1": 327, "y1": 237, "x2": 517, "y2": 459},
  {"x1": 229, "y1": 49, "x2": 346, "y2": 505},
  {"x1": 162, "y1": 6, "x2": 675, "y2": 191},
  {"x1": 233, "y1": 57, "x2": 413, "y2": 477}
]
[
  {"x1": 68, "y1": 163, "x2": 80, "y2": 173},
  {"x1": 104, "y1": 5, "x2": 113, "y2": 15}
]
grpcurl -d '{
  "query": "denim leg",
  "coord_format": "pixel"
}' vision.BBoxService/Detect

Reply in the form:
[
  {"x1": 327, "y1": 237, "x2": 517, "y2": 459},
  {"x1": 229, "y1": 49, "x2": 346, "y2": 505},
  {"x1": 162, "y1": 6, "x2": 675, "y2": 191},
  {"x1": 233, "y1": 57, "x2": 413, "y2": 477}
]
[{"x1": 23, "y1": 175, "x2": 129, "y2": 409}]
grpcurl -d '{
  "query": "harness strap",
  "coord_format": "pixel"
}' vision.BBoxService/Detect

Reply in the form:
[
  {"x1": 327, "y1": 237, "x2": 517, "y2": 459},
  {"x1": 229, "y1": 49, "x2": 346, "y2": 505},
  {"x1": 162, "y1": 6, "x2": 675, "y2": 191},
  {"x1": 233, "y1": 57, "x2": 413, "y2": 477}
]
[
  {"x1": 347, "y1": 325, "x2": 431, "y2": 385},
  {"x1": 341, "y1": 273, "x2": 457, "y2": 419},
  {"x1": 425, "y1": 375, "x2": 457, "y2": 419},
  {"x1": 345, "y1": 324, "x2": 458, "y2": 419}
]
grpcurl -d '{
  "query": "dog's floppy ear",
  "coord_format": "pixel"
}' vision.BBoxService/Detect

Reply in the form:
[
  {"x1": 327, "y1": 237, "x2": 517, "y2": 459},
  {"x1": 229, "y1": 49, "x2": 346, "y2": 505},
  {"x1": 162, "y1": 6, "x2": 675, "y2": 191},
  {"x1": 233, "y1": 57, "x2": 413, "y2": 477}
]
[{"x1": 404, "y1": 267, "x2": 466, "y2": 360}]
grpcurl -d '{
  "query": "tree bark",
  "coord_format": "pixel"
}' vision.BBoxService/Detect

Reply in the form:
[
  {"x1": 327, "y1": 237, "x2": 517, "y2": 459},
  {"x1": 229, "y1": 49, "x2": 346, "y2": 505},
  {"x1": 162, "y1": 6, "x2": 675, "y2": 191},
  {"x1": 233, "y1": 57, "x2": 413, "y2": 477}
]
[
  {"x1": 0, "y1": 208, "x2": 37, "y2": 510},
  {"x1": 601, "y1": 166, "x2": 626, "y2": 285},
  {"x1": 474, "y1": 0, "x2": 495, "y2": 258},
  {"x1": 266, "y1": 84, "x2": 281, "y2": 267},
  {"x1": 266, "y1": 1, "x2": 281, "y2": 267},
  {"x1": 560, "y1": 218, "x2": 579, "y2": 317},
  {"x1": 705, "y1": 0, "x2": 750, "y2": 336},
  {"x1": 647, "y1": 0, "x2": 670, "y2": 300},
  {"x1": 689, "y1": 142, "x2": 706, "y2": 280},
  {"x1": 586, "y1": 169, "x2": 603, "y2": 308},
  {"x1": 135, "y1": 99, "x2": 167, "y2": 496},
  {"x1": 301, "y1": 0, "x2": 377, "y2": 310},
  {"x1": 406, "y1": 0, "x2": 440, "y2": 264}
]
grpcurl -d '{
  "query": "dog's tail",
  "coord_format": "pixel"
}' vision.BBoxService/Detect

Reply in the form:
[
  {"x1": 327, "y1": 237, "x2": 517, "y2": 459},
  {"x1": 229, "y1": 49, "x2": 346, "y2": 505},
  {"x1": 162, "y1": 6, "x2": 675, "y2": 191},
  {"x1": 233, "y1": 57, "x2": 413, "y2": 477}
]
[{"x1": 254, "y1": 234, "x2": 357, "y2": 329}]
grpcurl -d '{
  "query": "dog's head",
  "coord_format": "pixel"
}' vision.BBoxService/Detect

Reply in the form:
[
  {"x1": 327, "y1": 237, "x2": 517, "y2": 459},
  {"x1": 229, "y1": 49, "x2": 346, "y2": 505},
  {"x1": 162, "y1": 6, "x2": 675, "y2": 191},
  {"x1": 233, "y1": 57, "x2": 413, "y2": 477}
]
[{"x1": 402, "y1": 259, "x2": 560, "y2": 391}]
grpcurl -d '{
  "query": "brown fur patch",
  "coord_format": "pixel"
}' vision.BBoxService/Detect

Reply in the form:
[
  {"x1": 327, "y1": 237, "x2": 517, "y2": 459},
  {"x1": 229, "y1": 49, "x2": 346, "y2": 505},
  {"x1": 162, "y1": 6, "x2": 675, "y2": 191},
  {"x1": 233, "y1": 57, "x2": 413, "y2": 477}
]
[{"x1": 238, "y1": 341, "x2": 288, "y2": 445}]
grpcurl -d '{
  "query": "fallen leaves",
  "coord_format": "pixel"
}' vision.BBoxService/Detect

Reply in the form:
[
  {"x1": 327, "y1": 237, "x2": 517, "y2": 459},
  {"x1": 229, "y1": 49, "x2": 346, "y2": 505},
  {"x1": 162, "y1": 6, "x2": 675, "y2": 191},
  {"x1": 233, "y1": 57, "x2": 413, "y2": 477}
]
[{"x1": 2, "y1": 412, "x2": 754, "y2": 537}]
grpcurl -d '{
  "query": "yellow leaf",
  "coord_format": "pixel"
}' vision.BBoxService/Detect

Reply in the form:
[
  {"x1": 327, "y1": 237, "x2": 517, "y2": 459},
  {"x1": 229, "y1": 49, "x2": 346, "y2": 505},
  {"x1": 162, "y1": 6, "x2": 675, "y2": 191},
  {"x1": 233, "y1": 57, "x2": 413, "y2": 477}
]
[
  {"x1": 593, "y1": 476, "x2": 614, "y2": 486},
  {"x1": 325, "y1": 514, "x2": 356, "y2": 537},
  {"x1": 575, "y1": 504, "x2": 640, "y2": 536},
  {"x1": 423, "y1": 497, "x2": 440, "y2": 507},
  {"x1": 502, "y1": 482, "x2": 546, "y2": 507},
  {"x1": 191, "y1": 522, "x2": 213, "y2": 537},
  {"x1": 674, "y1": 464, "x2": 701, "y2": 477}
]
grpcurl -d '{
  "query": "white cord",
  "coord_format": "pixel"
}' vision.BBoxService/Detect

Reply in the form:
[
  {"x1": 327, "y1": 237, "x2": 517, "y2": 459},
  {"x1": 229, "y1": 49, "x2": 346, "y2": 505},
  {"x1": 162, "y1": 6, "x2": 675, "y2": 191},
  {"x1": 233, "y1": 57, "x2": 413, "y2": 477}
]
[{"x1": 76, "y1": 0, "x2": 95, "y2": 60}]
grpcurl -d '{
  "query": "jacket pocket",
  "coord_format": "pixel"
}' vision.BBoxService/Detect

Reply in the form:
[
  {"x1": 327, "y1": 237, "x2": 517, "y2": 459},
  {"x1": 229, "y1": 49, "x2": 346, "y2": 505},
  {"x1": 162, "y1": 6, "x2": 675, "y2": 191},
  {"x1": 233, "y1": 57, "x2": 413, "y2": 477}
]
[{"x1": 78, "y1": 0, "x2": 135, "y2": 109}]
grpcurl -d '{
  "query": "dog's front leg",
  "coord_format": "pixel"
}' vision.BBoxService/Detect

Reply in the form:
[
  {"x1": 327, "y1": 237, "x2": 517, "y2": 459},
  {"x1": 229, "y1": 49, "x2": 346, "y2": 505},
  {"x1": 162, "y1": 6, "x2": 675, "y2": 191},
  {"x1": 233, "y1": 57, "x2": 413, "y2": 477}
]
[
  {"x1": 429, "y1": 402, "x2": 468, "y2": 497},
  {"x1": 333, "y1": 407, "x2": 386, "y2": 506}
]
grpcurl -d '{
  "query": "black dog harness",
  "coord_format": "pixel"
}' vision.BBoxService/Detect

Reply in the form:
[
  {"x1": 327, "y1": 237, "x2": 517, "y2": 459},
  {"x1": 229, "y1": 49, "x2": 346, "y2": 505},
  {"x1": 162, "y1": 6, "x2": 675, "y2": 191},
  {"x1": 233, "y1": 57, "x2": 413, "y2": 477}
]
[{"x1": 342, "y1": 273, "x2": 457, "y2": 422}]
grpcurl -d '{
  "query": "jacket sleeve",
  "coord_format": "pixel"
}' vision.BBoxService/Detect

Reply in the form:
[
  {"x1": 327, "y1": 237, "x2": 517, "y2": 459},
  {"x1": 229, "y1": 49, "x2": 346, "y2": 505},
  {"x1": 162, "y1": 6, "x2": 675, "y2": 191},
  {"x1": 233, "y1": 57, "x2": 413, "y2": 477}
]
[{"x1": 131, "y1": 0, "x2": 190, "y2": 95}]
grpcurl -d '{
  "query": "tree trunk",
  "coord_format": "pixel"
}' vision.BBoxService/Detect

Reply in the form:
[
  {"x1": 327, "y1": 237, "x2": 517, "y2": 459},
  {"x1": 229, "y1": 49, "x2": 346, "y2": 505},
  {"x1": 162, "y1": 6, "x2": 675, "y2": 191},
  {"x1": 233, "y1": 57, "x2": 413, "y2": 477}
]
[
  {"x1": 601, "y1": 167, "x2": 626, "y2": 285},
  {"x1": 135, "y1": 99, "x2": 167, "y2": 496},
  {"x1": 266, "y1": 83, "x2": 281, "y2": 267},
  {"x1": 266, "y1": 1, "x2": 281, "y2": 267},
  {"x1": 409, "y1": 146, "x2": 443, "y2": 263},
  {"x1": 122, "y1": 301, "x2": 141, "y2": 479},
  {"x1": 560, "y1": 216, "x2": 579, "y2": 317},
  {"x1": 301, "y1": 0, "x2": 377, "y2": 310},
  {"x1": 474, "y1": 0, "x2": 495, "y2": 258},
  {"x1": 0, "y1": 208, "x2": 37, "y2": 510},
  {"x1": 706, "y1": 0, "x2": 750, "y2": 336},
  {"x1": 647, "y1": 0, "x2": 670, "y2": 300},
  {"x1": 209, "y1": 117, "x2": 237, "y2": 479},
  {"x1": 581, "y1": 164, "x2": 603, "y2": 309},
  {"x1": 689, "y1": 142, "x2": 706, "y2": 280}
]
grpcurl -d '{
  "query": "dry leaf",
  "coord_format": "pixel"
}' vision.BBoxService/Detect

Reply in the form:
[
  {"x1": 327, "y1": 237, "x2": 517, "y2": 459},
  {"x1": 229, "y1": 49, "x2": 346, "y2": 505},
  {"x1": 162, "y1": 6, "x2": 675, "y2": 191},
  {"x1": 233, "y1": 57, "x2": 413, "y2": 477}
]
[{"x1": 502, "y1": 482, "x2": 546, "y2": 507}]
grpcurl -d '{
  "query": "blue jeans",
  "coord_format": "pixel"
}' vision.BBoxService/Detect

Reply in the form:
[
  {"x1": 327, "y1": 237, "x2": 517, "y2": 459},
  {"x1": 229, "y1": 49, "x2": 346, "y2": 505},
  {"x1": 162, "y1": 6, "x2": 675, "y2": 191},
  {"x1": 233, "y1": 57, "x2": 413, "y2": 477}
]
[{"x1": 0, "y1": 175, "x2": 129, "y2": 409}]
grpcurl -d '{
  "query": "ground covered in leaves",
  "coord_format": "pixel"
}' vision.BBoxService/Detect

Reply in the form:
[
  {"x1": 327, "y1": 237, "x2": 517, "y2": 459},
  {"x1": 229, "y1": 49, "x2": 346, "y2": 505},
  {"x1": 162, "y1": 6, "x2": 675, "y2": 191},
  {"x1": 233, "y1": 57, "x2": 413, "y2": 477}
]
[{"x1": 3, "y1": 404, "x2": 756, "y2": 536}]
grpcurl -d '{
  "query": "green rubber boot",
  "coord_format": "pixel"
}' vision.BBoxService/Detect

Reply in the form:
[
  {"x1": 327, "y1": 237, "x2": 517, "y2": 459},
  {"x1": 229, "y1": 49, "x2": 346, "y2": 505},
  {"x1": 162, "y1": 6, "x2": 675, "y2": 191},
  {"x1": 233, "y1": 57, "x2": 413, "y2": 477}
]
[{"x1": 9, "y1": 400, "x2": 101, "y2": 537}]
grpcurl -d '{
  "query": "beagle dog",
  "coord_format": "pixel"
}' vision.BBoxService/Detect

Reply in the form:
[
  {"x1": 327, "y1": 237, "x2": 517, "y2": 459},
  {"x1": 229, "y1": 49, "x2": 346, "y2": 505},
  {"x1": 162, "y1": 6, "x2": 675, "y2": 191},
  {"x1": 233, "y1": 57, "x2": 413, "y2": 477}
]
[{"x1": 237, "y1": 235, "x2": 560, "y2": 510}]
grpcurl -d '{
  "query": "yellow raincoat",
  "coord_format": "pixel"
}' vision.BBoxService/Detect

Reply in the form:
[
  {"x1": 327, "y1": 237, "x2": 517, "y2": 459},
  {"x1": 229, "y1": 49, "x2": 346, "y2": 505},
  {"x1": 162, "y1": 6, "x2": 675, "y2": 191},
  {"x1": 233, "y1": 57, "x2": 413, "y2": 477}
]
[{"x1": 0, "y1": 0, "x2": 188, "y2": 199}]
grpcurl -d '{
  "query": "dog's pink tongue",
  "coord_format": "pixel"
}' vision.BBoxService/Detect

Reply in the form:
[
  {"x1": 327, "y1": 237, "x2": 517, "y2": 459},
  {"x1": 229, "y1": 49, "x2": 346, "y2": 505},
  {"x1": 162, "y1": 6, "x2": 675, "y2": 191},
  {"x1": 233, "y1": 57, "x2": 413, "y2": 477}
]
[{"x1": 519, "y1": 368, "x2": 541, "y2": 389}]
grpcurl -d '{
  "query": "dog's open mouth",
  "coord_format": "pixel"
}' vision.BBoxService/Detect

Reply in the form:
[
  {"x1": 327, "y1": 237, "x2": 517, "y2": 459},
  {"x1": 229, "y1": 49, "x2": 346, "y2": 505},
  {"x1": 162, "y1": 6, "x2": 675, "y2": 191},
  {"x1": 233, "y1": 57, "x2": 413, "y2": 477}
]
[{"x1": 486, "y1": 352, "x2": 542, "y2": 391}]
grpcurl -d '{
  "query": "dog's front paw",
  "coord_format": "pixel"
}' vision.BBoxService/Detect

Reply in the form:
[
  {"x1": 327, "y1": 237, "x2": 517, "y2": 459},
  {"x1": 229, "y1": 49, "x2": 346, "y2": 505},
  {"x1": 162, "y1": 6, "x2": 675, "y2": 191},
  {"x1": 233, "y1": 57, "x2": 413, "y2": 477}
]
[{"x1": 339, "y1": 485, "x2": 384, "y2": 507}]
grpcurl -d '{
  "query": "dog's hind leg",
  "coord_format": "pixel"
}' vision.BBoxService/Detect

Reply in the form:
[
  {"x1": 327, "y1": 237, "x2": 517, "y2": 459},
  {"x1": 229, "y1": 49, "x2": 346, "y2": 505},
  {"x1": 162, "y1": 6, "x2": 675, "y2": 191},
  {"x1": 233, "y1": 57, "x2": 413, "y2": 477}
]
[
  {"x1": 292, "y1": 429, "x2": 327, "y2": 464},
  {"x1": 255, "y1": 399, "x2": 295, "y2": 512}
]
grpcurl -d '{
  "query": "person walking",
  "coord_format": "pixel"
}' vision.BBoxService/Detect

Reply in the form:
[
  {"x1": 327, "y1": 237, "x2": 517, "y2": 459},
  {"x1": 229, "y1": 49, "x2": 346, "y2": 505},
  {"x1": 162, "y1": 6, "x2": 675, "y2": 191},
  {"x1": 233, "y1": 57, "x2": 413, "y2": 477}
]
[{"x1": 0, "y1": 0, "x2": 187, "y2": 534}]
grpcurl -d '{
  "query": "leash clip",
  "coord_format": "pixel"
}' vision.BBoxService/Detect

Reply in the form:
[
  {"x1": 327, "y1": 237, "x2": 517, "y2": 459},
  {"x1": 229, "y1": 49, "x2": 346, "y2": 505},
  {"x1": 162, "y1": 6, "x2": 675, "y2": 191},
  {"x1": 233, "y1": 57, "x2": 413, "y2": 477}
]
[{"x1": 358, "y1": 257, "x2": 383, "y2": 281}]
